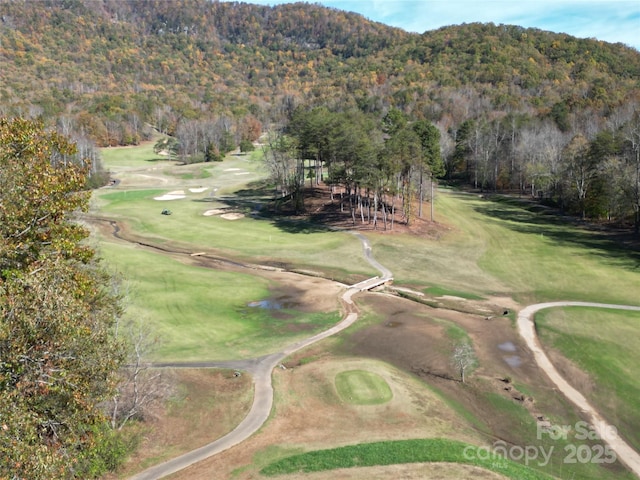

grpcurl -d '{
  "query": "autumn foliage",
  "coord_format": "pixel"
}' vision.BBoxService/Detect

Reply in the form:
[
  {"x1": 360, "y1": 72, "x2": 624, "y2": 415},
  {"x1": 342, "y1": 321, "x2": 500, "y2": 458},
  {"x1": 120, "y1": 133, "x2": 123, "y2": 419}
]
[{"x1": 0, "y1": 119, "x2": 126, "y2": 478}]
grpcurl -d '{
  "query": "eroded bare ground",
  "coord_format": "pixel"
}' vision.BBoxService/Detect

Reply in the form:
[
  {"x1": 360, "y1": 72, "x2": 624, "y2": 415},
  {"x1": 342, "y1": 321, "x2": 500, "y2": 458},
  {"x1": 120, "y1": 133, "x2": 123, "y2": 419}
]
[{"x1": 269, "y1": 463, "x2": 510, "y2": 480}]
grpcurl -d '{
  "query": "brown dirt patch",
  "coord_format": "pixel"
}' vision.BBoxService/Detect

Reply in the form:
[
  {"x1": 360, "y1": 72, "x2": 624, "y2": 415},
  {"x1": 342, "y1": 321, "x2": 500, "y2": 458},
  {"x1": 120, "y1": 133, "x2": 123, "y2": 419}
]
[
  {"x1": 340, "y1": 292, "x2": 593, "y2": 446},
  {"x1": 171, "y1": 355, "x2": 484, "y2": 479},
  {"x1": 106, "y1": 368, "x2": 252, "y2": 479},
  {"x1": 271, "y1": 185, "x2": 451, "y2": 239}
]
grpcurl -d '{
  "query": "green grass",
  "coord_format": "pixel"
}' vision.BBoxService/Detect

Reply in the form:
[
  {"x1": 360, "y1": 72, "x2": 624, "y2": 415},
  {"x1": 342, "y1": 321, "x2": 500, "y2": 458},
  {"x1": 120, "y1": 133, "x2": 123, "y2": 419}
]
[
  {"x1": 537, "y1": 307, "x2": 640, "y2": 452},
  {"x1": 424, "y1": 285, "x2": 485, "y2": 300},
  {"x1": 371, "y1": 191, "x2": 640, "y2": 305},
  {"x1": 99, "y1": 241, "x2": 340, "y2": 361},
  {"x1": 442, "y1": 321, "x2": 471, "y2": 343},
  {"x1": 100, "y1": 140, "x2": 165, "y2": 168},
  {"x1": 98, "y1": 189, "x2": 166, "y2": 204},
  {"x1": 164, "y1": 166, "x2": 212, "y2": 180},
  {"x1": 94, "y1": 188, "x2": 372, "y2": 280},
  {"x1": 477, "y1": 389, "x2": 632, "y2": 480},
  {"x1": 334, "y1": 370, "x2": 393, "y2": 405},
  {"x1": 259, "y1": 438, "x2": 555, "y2": 479}
]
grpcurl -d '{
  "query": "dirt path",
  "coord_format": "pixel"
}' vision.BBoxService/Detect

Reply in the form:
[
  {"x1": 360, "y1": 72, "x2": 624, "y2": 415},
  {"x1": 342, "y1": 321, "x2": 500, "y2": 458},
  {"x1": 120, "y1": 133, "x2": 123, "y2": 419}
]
[
  {"x1": 517, "y1": 302, "x2": 640, "y2": 478},
  {"x1": 128, "y1": 236, "x2": 392, "y2": 480}
]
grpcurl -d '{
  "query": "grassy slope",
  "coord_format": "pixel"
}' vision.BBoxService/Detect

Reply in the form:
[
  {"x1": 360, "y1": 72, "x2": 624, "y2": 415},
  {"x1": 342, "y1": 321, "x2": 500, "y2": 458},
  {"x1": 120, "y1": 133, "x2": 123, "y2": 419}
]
[
  {"x1": 537, "y1": 308, "x2": 640, "y2": 451},
  {"x1": 94, "y1": 144, "x2": 367, "y2": 361},
  {"x1": 372, "y1": 191, "x2": 640, "y2": 306},
  {"x1": 259, "y1": 438, "x2": 554, "y2": 479},
  {"x1": 98, "y1": 241, "x2": 340, "y2": 361},
  {"x1": 94, "y1": 182, "x2": 372, "y2": 282}
]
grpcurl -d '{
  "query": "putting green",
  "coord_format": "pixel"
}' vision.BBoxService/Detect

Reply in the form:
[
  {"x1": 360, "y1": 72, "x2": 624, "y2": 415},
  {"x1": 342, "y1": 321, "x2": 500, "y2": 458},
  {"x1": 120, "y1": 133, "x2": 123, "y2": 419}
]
[{"x1": 334, "y1": 370, "x2": 393, "y2": 405}]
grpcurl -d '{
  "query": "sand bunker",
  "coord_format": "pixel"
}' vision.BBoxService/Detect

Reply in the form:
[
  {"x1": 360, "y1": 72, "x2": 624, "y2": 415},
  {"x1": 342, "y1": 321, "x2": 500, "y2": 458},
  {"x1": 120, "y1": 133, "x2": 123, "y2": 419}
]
[
  {"x1": 224, "y1": 168, "x2": 241, "y2": 171},
  {"x1": 203, "y1": 209, "x2": 227, "y2": 216},
  {"x1": 154, "y1": 190, "x2": 187, "y2": 201},
  {"x1": 189, "y1": 187, "x2": 208, "y2": 193},
  {"x1": 154, "y1": 194, "x2": 186, "y2": 200},
  {"x1": 234, "y1": 172, "x2": 251, "y2": 175},
  {"x1": 221, "y1": 213, "x2": 245, "y2": 220}
]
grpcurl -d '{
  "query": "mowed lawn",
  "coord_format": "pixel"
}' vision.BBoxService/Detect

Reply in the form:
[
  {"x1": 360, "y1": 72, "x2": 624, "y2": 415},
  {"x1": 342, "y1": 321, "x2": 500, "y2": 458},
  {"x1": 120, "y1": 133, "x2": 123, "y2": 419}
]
[
  {"x1": 95, "y1": 186, "x2": 370, "y2": 279},
  {"x1": 371, "y1": 191, "x2": 640, "y2": 306},
  {"x1": 98, "y1": 241, "x2": 339, "y2": 362},
  {"x1": 334, "y1": 370, "x2": 393, "y2": 405}
]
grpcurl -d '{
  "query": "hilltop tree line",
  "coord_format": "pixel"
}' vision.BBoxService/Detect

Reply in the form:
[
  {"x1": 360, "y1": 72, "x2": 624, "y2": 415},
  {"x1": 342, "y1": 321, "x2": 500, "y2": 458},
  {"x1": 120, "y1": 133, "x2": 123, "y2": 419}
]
[
  {"x1": 1, "y1": 0, "x2": 639, "y2": 226},
  {"x1": 263, "y1": 101, "x2": 640, "y2": 231}
]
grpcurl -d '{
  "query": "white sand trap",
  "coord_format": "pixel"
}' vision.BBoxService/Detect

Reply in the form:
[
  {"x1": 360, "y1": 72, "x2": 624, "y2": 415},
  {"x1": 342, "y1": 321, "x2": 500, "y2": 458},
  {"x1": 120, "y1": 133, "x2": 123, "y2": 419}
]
[
  {"x1": 234, "y1": 172, "x2": 251, "y2": 175},
  {"x1": 167, "y1": 190, "x2": 185, "y2": 195},
  {"x1": 154, "y1": 194, "x2": 186, "y2": 201},
  {"x1": 203, "y1": 209, "x2": 227, "y2": 216},
  {"x1": 189, "y1": 187, "x2": 208, "y2": 193},
  {"x1": 221, "y1": 213, "x2": 244, "y2": 220},
  {"x1": 224, "y1": 168, "x2": 241, "y2": 171}
]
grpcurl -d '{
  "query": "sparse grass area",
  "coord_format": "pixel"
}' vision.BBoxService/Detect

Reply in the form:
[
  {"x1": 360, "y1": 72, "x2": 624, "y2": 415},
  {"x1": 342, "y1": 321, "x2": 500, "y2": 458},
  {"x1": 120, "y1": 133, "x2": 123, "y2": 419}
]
[
  {"x1": 334, "y1": 370, "x2": 393, "y2": 405},
  {"x1": 259, "y1": 438, "x2": 555, "y2": 479},
  {"x1": 537, "y1": 307, "x2": 640, "y2": 452},
  {"x1": 441, "y1": 320, "x2": 471, "y2": 343},
  {"x1": 106, "y1": 368, "x2": 253, "y2": 479}
]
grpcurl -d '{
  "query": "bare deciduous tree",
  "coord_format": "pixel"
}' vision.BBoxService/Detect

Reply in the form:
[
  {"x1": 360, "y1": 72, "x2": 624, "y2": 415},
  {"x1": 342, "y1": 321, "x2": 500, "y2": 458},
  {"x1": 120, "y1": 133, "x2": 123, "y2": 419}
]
[
  {"x1": 452, "y1": 342, "x2": 477, "y2": 384},
  {"x1": 106, "y1": 317, "x2": 172, "y2": 430}
]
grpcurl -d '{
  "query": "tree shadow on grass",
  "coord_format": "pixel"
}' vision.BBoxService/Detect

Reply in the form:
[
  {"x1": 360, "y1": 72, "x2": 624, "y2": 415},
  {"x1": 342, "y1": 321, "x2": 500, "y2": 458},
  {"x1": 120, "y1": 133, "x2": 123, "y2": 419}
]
[
  {"x1": 471, "y1": 195, "x2": 640, "y2": 272},
  {"x1": 192, "y1": 180, "x2": 271, "y2": 210},
  {"x1": 269, "y1": 217, "x2": 331, "y2": 234},
  {"x1": 191, "y1": 180, "x2": 331, "y2": 234}
]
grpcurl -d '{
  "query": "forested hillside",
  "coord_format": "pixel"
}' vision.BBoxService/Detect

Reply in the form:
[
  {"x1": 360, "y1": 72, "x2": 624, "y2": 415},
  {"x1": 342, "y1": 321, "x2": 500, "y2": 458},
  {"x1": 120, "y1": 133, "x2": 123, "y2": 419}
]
[{"x1": 1, "y1": 0, "x2": 639, "y2": 225}]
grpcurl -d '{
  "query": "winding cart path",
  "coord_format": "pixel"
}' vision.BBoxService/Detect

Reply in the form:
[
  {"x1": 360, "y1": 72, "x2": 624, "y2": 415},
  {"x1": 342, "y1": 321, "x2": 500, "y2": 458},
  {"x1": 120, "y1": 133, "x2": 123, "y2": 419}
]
[
  {"x1": 121, "y1": 219, "x2": 640, "y2": 479},
  {"x1": 517, "y1": 302, "x2": 640, "y2": 478},
  {"x1": 129, "y1": 234, "x2": 392, "y2": 480}
]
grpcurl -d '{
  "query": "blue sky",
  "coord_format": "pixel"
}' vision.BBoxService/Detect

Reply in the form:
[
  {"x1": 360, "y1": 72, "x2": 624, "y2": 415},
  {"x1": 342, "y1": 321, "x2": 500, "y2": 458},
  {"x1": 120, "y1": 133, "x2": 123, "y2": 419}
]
[{"x1": 241, "y1": 0, "x2": 640, "y2": 50}]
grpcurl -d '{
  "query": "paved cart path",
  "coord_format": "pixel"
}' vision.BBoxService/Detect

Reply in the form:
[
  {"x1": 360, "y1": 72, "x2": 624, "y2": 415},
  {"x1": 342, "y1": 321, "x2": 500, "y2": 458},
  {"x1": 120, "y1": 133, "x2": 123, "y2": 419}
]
[
  {"x1": 517, "y1": 302, "x2": 640, "y2": 478},
  {"x1": 121, "y1": 218, "x2": 640, "y2": 479},
  {"x1": 129, "y1": 235, "x2": 391, "y2": 480}
]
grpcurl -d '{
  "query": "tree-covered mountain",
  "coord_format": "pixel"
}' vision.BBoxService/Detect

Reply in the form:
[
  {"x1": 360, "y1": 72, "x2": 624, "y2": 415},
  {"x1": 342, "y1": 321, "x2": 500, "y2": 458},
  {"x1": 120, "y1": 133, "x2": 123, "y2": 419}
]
[
  {"x1": 1, "y1": 0, "x2": 637, "y2": 137},
  {"x1": 1, "y1": 0, "x2": 639, "y2": 226}
]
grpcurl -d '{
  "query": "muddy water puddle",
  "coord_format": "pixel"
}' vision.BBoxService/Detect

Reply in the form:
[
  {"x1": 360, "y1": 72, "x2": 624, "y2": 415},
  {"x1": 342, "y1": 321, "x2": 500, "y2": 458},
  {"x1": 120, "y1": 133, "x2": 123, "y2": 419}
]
[{"x1": 498, "y1": 341, "x2": 522, "y2": 367}]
